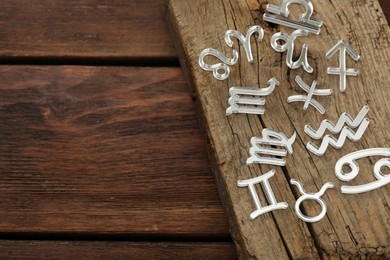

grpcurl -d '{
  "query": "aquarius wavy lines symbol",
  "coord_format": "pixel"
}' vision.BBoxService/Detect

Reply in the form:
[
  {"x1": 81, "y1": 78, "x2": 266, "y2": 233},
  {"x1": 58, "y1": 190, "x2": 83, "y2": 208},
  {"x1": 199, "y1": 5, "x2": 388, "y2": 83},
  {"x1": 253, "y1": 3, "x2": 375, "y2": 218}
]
[{"x1": 305, "y1": 106, "x2": 370, "y2": 156}]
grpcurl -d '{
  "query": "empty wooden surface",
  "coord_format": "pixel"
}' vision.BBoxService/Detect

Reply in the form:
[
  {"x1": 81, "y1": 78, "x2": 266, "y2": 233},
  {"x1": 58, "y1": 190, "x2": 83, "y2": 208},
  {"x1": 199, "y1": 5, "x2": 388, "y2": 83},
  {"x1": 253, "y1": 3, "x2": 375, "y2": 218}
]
[
  {"x1": 0, "y1": 66, "x2": 228, "y2": 237},
  {"x1": 0, "y1": 0, "x2": 176, "y2": 60},
  {"x1": 164, "y1": 0, "x2": 390, "y2": 258},
  {"x1": 0, "y1": 0, "x2": 388, "y2": 259},
  {"x1": 0, "y1": 241, "x2": 237, "y2": 260}
]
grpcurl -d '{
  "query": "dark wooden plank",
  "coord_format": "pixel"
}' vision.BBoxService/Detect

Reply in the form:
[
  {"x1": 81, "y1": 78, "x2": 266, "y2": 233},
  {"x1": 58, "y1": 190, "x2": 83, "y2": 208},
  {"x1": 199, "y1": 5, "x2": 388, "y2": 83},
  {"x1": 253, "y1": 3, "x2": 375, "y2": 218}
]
[
  {"x1": 0, "y1": 0, "x2": 176, "y2": 60},
  {"x1": 381, "y1": 0, "x2": 390, "y2": 22},
  {"x1": 0, "y1": 0, "x2": 387, "y2": 60},
  {"x1": 0, "y1": 66, "x2": 229, "y2": 238},
  {"x1": 164, "y1": 0, "x2": 390, "y2": 258},
  {"x1": 0, "y1": 240, "x2": 237, "y2": 259}
]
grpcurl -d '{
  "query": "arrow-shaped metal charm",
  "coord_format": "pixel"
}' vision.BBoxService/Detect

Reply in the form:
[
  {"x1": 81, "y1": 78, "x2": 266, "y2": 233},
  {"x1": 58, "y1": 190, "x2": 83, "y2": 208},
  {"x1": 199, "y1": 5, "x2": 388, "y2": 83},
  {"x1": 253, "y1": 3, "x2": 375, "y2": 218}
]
[{"x1": 326, "y1": 40, "x2": 360, "y2": 93}]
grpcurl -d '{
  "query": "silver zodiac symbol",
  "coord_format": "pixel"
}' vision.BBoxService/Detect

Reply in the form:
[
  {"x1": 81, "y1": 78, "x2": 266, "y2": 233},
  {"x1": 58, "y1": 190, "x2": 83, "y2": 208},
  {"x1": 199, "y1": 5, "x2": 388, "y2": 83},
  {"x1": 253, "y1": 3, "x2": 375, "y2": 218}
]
[
  {"x1": 305, "y1": 105, "x2": 369, "y2": 139},
  {"x1": 271, "y1": 30, "x2": 313, "y2": 73},
  {"x1": 287, "y1": 76, "x2": 332, "y2": 114},
  {"x1": 238, "y1": 170, "x2": 288, "y2": 220},
  {"x1": 263, "y1": 0, "x2": 323, "y2": 35},
  {"x1": 326, "y1": 40, "x2": 360, "y2": 93},
  {"x1": 225, "y1": 25, "x2": 264, "y2": 63},
  {"x1": 247, "y1": 129, "x2": 296, "y2": 166},
  {"x1": 335, "y1": 148, "x2": 390, "y2": 194},
  {"x1": 305, "y1": 106, "x2": 370, "y2": 156},
  {"x1": 290, "y1": 179, "x2": 334, "y2": 223},
  {"x1": 199, "y1": 48, "x2": 239, "y2": 81},
  {"x1": 226, "y1": 78, "x2": 279, "y2": 116}
]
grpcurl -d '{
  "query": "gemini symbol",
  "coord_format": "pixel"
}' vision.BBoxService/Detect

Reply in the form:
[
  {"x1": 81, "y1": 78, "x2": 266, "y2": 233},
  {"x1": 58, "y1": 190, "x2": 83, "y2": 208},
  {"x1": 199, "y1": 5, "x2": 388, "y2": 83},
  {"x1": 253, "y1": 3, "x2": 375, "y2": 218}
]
[{"x1": 238, "y1": 170, "x2": 288, "y2": 220}]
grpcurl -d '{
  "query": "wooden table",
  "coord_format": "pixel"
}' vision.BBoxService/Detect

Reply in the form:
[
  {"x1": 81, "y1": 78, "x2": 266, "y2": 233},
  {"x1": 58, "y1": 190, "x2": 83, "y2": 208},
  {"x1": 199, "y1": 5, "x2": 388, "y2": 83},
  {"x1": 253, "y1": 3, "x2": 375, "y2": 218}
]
[{"x1": 0, "y1": 1, "x2": 388, "y2": 259}]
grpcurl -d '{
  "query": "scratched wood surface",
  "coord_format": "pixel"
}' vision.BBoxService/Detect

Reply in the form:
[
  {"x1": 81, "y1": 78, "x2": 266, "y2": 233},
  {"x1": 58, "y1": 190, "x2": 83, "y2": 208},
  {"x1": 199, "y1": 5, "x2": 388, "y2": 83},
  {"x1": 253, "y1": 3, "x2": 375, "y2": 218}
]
[
  {"x1": 164, "y1": 0, "x2": 390, "y2": 258},
  {"x1": 0, "y1": 0, "x2": 387, "y2": 259}
]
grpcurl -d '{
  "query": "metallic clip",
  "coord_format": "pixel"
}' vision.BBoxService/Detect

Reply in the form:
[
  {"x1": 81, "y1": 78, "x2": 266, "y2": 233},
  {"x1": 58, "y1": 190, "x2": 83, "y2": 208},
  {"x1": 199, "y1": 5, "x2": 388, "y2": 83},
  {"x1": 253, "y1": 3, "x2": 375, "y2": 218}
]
[
  {"x1": 335, "y1": 148, "x2": 390, "y2": 194},
  {"x1": 263, "y1": 0, "x2": 323, "y2": 35},
  {"x1": 226, "y1": 78, "x2": 279, "y2": 116},
  {"x1": 287, "y1": 76, "x2": 332, "y2": 114},
  {"x1": 271, "y1": 30, "x2": 313, "y2": 73},
  {"x1": 291, "y1": 179, "x2": 334, "y2": 223}
]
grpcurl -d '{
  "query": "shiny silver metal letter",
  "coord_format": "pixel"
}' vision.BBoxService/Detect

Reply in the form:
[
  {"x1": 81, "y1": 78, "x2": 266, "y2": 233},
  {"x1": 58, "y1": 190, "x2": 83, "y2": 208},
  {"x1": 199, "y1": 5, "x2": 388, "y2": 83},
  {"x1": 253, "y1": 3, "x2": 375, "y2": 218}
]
[
  {"x1": 305, "y1": 106, "x2": 369, "y2": 156},
  {"x1": 271, "y1": 30, "x2": 313, "y2": 73},
  {"x1": 326, "y1": 40, "x2": 360, "y2": 93},
  {"x1": 226, "y1": 78, "x2": 279, "y2": 116},
  {"x1": 247, "y1": 129, "x2": 296, "y2": 166},
  {"x1": 287, "y1": 76, "x2": 332, "y2": 114},
  {"x1": 238, "y1": 170, "x2": 288, "y2": 220},
  {"x1": 335, "y1": 148, "x2": 390, "y2": 194},
  {"x1": 225, "y1": 25, "x2": 264, "y2": 63},
  {"x1": 263, "y1": 0, "x2": 323, "y2": 35},
  {"x1": 291, "y1": 179, "x2": 334, "y2": 223},
  {"x1": 199, "y1": 48, "x2": 239, "y2": 81}
]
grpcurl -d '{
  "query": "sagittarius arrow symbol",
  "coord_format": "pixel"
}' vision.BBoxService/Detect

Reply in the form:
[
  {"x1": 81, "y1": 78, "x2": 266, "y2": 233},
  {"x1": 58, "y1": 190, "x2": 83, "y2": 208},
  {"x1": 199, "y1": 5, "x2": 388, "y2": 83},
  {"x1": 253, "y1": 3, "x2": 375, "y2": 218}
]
[{"x1": 326, "y1": 39, "x2": 360, "y2": 93}]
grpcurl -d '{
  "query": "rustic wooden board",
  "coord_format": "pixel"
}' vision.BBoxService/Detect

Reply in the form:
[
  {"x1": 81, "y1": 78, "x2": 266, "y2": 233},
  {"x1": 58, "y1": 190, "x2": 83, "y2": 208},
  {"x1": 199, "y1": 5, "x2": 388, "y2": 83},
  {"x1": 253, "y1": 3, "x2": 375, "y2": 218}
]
[
  {"x1": 164, "y1": 0, "x2": 390, "y2": 258},
  {"x1": 0, "y1": 240, "x2": 237, "y2": 260},
  {"x1": 0, "y1": 66, "x2": 229, "y2": 238},
  {"x1": 0, "y1": 0, "x2": 386, "y2": 60},
  {"x1": 0, "y1": 0, "x2": 176, "y2": 60}
]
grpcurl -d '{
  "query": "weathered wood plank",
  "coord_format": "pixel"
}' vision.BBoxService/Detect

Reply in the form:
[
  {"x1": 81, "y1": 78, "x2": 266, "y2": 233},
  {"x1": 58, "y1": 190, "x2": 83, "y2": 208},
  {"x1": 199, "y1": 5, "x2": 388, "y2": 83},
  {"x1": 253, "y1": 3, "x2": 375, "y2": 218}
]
[
  {"x1": 0, "y1": 66, "x2": 229, "y2": 238},
  {"x1": 0, "y1": 241, "x2": 237, "y2": 259},
  {"x1": 164, "y1": 0, "x2": 390, "y2": 258},
  {"x1": 0, "y1": 0, "x2": 176, "y2": 60}
]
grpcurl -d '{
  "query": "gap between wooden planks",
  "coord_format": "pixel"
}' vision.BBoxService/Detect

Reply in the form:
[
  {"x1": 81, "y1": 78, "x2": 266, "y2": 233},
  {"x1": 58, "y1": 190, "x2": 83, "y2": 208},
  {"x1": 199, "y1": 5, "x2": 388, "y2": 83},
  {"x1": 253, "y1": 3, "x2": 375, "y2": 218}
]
[
  {"x1": 0, "y1": 241, "x2": 237, "y2": 260},
  {"x1": 163, "y1": 0, "x2": 390, "y2": 258}
]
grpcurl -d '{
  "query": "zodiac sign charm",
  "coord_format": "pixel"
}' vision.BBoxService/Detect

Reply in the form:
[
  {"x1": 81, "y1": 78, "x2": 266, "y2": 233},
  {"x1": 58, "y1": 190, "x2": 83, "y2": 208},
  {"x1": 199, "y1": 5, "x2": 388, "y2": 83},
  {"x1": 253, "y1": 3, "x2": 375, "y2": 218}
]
[
  {"x1": 271, "y1": 30, "x2": 313, "y2": 73},
  {"x1": 199, "y1": 48, "x2": 239, "y2": 80},
  {"x1": 247, "y1": 129, "x2": 296, "y2": 166},
  {"x1": 335, "y1": 148, "x2": 390, "y2": 194},
  {"x1": 290, "y1": 179, "x2": 334, "y2": 223},
  {"x1": 226, "y1": 78, "x2": 279, "y2": 116},
  {"x1": 225, "y1": 25, "x2": 264, "y2": 63},
  {"x1": 238, "y1": 170, "x2": 288, "y2": 220},
  {"x1": 305, "y1": 106, "x2": 370, "y2": 156},
  {"x1": 287, "y1": 76, "x2": 332, "y2": 114},
  {"x1": 326, "y1": 40, "x2": 360, "y2": 93},
  {"x1": 263, "y1": 0, "x2": 323, "y2": 35}
]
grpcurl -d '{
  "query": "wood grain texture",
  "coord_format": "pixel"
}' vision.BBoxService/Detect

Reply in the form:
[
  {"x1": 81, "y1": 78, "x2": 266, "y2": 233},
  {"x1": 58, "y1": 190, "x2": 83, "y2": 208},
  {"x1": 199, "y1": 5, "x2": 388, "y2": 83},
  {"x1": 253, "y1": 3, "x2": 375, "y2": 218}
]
[
  {"x1": 0, "y1": 240, "x2": 237, "y2": 260},
  {"x1": 0, "y1": 0, "x2": 176, "y2": 60},
  {"x1": 0, "y1": 66, "x2": 229, "y2": 238},
  {"x1": 0, "y1": 0, "x2": 387, "y2": 60},
  {"x1": 164, "y1": 0, "x2": 390, "y2": 258}
]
